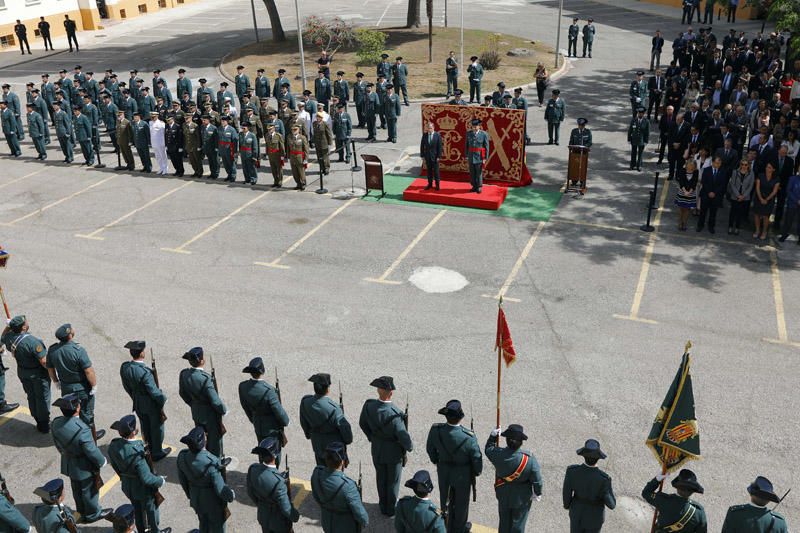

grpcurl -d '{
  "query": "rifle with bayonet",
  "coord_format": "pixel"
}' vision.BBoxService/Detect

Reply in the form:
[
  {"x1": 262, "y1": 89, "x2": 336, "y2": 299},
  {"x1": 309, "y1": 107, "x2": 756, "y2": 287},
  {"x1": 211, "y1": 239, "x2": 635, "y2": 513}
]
[
  {"x1": 208, "y1": 353, "x2": 227, "y2": 437},
  {"x1": 402, "y1": 393, "x2": 409, "y2": 467},
  {"x1": 284, "y1": 453, "x2": 294, "y2": 533},
  {"x1": 276, "y1": 368, "x2": 288, "y2": 446},
  {"x1": 33, "y1": 487, "x2": 78, "y2": 533},
  {"x1": 470, "y1": 403, "x2": 477, "y2": 502},
  {"x1": 0, "y1": 471, "x2": 13, "y2": 504},
  {"x1": 773, "y1": 488, "x2": 791, "y2": 511},
  {"x1": 357, "y1": 461, "x2": 363, "y2": 499},
  {"x1": 339, "y1": 382, "x2": 350, "y2": 468},
  {"x1": 150, "y1": 348, "x2": 167, "y2": 423}
]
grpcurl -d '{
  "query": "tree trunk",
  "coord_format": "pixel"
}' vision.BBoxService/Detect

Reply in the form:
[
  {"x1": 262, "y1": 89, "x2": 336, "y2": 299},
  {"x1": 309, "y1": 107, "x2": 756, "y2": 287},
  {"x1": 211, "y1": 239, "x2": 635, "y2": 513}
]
[
  {"x1": 262, "y1": 0, "x2": 286, "y2": 42},
  {"x1": 406, "y1": 0, "x2": 421, "y2": 28}
]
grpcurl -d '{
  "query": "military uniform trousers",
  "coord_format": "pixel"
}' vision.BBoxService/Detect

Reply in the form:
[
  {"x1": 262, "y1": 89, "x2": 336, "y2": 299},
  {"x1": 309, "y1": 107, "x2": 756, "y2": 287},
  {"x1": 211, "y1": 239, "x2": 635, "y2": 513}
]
[
  {"x1": 219, "y1": 142, "x2": 237, "y2": 180},
  {"x1": 373, "y1": 458, "x2": 403, "y2": 516},
  {"x1": 241, "y1": 149, "x2": 258, "y2": 184},
  {"x1": 108, "y1": 130, "x2": 117, "y2": 153},
  {"x1": 57, "y1": 135, "x2": 74, "y2": 162},
  {"x1": 117, "y1": 141, "x2": 133, "y2": 169},
  {"x1": 268, "y1": 150, "x2": 283, "y2": 185},
  {"x1": 630, "y1": 145, "x2": 645, "y2": 170},
  {"x1": 130, "y1": 494, "x2": 159, "y2": 533},
  {"x1": 136, "y1": 144, "x2": 152, "y2": 172},
  {"x1": 4, "y1": 132, "x2": 21, "y2": 156},
  {"x1": 568, "y1": 37, "x2": 578, "y2": 57},
  {"x1": 498, "y1": 501, "x2": 531, "y2": 533},
  {"x1": 437, "y1": 465, "x2": 472, "y2": 533},
  {"x1": 0, "y1": 372, "x2": 6, "y2": 405},
  {"x1": 290, "y1": 152, "x2": 306, "y2": 187},
  {"x1": 366, "y1": 113, "x2": 377, "y2": 140},
  {"x1": 205, "y1": 147, "x2": 220, "y2": 179},
  {"x1": 78, "y1": 139, "x2": 94, "y2": 165},
  {"x1": 469, "y1": 162, "x2": 483, "y2": 191},
  {"x1": 335, "y1": 138, "x2": 351, "y2": 162},
  {"x1": 469, "y1": 81, "x2": 481, "y2": 103},
  {"x1": 31, "y1": 135, "x2": 47, "y2": 158},
  {"x1": 188, "y1": 148, "x2": 204, "y2": 177},
  {"x1": 387, "y1": 118, "x2": 398, "y2": 142},
  {"x1": 355, "y1": 102, "x2": 365, "y2": 127},
  {"x1": 20, "y1": 369, "x2": 50, "y2": 427},
  {"x1": 316, "y1": 145, "x2": 330, "y2": 174},
  {"x1": 547, "y1": 122, "x2": 561, "y2": 144},
  {"x1": 168, "y1": 149, "x2": 185, "y2": 176},
  {"x1": 138, "y1": 409, "x2": 167, "y2": 459},
  {"x1": 71, "y1": 476, "x2": 103, "y2": 522}
]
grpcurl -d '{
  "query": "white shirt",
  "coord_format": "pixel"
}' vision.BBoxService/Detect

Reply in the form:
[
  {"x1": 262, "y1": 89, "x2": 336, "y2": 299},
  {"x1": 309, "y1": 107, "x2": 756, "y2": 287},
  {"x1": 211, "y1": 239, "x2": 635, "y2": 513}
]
[
  {"x1": 297, "y1": 110, "x2": 311, "y2": 135},
  {"x1": 151, "y1": 119, "x2": 166, "y2": 148}
]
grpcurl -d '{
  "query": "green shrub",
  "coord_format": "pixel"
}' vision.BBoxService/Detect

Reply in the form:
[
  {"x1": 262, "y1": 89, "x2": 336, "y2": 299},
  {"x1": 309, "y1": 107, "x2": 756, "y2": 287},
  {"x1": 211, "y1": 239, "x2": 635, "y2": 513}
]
[
  {"x1": 355, "y1": 28, "x2": 388, "y2": 66},
  {"x1": 480, "y1": 33, "x2": 502, "y2": 70}
]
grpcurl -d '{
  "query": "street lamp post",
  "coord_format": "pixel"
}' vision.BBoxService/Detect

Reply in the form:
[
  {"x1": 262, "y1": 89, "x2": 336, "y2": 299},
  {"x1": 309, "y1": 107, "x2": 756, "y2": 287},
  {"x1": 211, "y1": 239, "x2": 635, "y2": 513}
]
[
  {"x1": 554, "y1": 0, "x2": 563, "y2": 69},
  {"x1": 459, "y1": 0, "x2": 464, "y2": 76},
  {"x1": 250, "y1": 0, "x2": 260, "y2": 42},
  {"x1": 294, "y1": 0, "x2": 307, "y2": 92}
]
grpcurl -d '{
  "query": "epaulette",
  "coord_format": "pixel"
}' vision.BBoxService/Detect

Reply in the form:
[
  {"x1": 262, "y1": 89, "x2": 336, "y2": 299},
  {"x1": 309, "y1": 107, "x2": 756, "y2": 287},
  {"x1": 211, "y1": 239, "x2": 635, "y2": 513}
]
[
  {"x1": 566, "y1": 464, "x2": 580, "y2": 472},
  {"x1": 727, "y1": 504, "x2": 749, "y2": 513},
  {"x1": 460, "y1": 426, "x2": 475, "y2": 437},
  {"x1": 596, "y1": 469, "x2": 611, "y2": 480},
  {"x1": 432, "y1": 423, "x2": 445, "y2": 429},
  {"x1": 689, "y1": 500, "x2": 704, "y2": 510},
  {"x1": 771, "y1": 511, "x2": 785, "y2": 521},
  {"x1": 521, "y1": 450, "x2": 532, "y2": 457}
]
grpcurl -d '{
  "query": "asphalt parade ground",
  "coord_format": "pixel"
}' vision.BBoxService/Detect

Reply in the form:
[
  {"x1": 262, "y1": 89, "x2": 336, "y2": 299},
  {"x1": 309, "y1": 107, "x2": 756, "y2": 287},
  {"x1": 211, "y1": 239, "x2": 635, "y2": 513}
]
[{"x1": 0, "y1": 0, "x2": 798, "y2": 531}]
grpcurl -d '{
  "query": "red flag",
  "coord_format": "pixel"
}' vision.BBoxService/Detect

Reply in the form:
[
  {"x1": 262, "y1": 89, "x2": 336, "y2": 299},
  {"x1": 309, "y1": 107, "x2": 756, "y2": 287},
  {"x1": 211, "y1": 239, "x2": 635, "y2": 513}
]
[{"x1": 496, "y1": 307, "x2": 516, "y2": 367}]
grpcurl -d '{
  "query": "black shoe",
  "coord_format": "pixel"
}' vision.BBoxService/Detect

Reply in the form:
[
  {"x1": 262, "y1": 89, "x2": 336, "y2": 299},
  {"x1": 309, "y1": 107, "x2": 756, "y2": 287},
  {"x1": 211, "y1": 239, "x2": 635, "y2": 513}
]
[
  {"x1": 294, "y1": 185, "x2": 302, "y2": 190},
  {"x1": 220, "y1": 456, "x2": 233, "y2": 468},
  {"x1": 152, "y1": 447, "x2": 173, "y2": 461},
  {"x1": 435, "y1": 185, "x2": 440, "y2": 190},
  {"x1": 555, "y1": 141, "x2": 559, "y2": 145},
  {"x1": 300, "y1": 186, "x2": 306, "y2": 191},
  {"x1": 95, "y1": 429, "x2": 106, "y2": 440},
  {"x1": 36, "y1": 421, "x2": 50, "y2": 433},
  {"x1": 547, "y1": 140, "x2": 553, "y2": 145},
  {"x1": 779, "y1": 234, "x2": 788, "y2": 242},
  {"x1": 159, "y1": 529, "x2": 172, "y2": 533},
  {"x1": 84, "y1": 508, "x2": 113, "y2": 523},
  {"x1": 0, "y1": 402, "x2": 19, "y2": 414},
  {"x1": 424, "y1": 185, "x2": 432, "y2": 190},
  {"x1": 477, "y1": 188, "x2": 482, "y2": 193}
]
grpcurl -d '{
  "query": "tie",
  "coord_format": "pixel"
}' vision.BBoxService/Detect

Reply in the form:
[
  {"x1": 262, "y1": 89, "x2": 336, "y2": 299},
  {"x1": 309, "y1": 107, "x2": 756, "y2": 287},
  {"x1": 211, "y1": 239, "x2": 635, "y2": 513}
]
[{"x1": 428, "y1": 133, "x2": 432, "y2": 144}]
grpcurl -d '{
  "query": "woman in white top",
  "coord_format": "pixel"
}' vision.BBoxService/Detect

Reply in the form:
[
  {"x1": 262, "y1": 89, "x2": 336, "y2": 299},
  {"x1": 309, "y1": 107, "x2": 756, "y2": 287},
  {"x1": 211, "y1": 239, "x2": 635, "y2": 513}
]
[
  {"x1": 682, "y1": 81, "x2": 700, "y2": 111},
  {"x1": 782, "y1": 130, "x2": 799, "y2": 161}
]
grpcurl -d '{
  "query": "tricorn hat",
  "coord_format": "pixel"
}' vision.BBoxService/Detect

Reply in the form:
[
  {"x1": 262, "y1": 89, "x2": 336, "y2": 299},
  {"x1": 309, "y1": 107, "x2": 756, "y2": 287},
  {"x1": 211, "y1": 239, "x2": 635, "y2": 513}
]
[
  {"x1": 242, "y1": 356, "x2": 265, "y2": 374},
  {"x1": 576, "y1": 438, "x2": 607, "y2": 459},
  {"x1": 252, "y1": 436, "x2": 280, "y2": 457},
  {"x1": 370, "y1": 376, "x2": 395, "y2": 390},
  {"x1": 671, "y1": 469, "x2": 704, "y2": 494},
  {"x1": 309, "y1": 373, "x2": 332, "y2": 387},
  {"x1": 437, "y1": 399, "x2": 464, "y2": 418},
  {"x1": 500, "y1": 424, "x2": 528, "y2": 441},
  {"x1": 404, "y1": 470, "x2": 434, "y2": 494},
  {"x1": 747, "y1": 476, "x2": 780, "y2": 503}
]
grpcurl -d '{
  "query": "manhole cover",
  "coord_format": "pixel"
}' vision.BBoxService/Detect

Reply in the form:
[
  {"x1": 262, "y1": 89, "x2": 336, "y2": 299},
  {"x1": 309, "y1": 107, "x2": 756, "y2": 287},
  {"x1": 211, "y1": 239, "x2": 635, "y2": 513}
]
[{"x1": 409, "y1": 266, "x2": 468, "y2": 293}]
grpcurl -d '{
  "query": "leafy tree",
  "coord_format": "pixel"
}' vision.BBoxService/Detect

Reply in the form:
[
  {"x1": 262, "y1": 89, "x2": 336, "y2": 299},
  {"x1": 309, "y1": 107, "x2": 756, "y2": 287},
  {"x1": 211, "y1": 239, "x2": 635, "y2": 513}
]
[
  {"x1": 303, "y1": 16, "x2": 357, "y2": 55},
  {"x1": 355, "y1": 28, "x2": 388, "y2": 66}
]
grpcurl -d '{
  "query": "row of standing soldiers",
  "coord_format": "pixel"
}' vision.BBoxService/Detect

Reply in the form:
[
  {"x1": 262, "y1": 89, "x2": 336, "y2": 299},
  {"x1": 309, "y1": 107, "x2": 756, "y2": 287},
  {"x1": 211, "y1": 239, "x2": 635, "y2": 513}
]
[{"x1": 0, "y1": 315, "x2": 790, "y2": 532}]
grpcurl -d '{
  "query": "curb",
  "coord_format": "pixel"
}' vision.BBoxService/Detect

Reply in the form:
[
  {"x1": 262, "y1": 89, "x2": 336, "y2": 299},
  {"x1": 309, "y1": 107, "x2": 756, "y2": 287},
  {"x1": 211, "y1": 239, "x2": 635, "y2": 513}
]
[{"x1": 0, "y1": 49, "x2": 69, "y2": 72}]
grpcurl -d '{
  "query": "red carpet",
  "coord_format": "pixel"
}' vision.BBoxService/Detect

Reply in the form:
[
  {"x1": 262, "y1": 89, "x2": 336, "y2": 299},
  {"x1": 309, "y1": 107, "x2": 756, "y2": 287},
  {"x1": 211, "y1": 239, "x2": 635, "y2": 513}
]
[{"x1": 402, "y1": 179, "x2": 508, "y2": 210}]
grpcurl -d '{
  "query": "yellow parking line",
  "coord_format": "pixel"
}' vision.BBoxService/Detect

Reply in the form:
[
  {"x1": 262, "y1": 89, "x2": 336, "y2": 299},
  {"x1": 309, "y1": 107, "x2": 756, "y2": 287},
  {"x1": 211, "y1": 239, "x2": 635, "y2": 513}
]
[
  {"x1": 98, "y1": 474, "x2": 121, "y2": 499},
  {"x1": 482, "y1": 221, "x2": 546, "y2": 303},
  {"x1": 613, "y1": 177, "x2": 670, "y2": 324},
  {"x1": 290, "y1": 477, "x2": 312, "y2": 508},
  {"x1": 162, "y1": 190, "x2": 272, "y2": 254},
  {"x1": 0, "y1": 169, "x2": 45, "y2": 191},
  {"x1": 1, "y1": 175, "x2": 117, "y2": 226},
  {"x1": 364, "y1": 209, "x2": 447, "y2": 284},
  {"x1": 254, "y1": 198, "x2": 358, "y2": 269},
  {"x1": 762, "y1": 250, "x2": 800, "y2": 349},
  {"x1": 0, "y1": 406, "x2": 31, "y2": 428},
  {"x1": 471, "y1": 525, "x2": 498, "y2": 533},
  {"x1": 76, "y1": 181, "x2": 193, "y2": 240}
]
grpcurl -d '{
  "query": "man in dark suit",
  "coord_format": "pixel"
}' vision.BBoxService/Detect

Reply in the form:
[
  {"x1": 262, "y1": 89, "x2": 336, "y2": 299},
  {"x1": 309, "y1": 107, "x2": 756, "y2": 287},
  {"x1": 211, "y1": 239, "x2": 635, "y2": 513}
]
[
  {"x1": 753, "y1": 135, "x2": 777, "y2": 175},
  {"x1": 657, "y1": 105, "x2": 676, "y2": 164},
  {"x1": 420, "y1": 121, "x2": 442, "y2": 190},
  {"x1": 647, "y1": 69, "x2": 666, "y2": 121},
  {"x1": 687, "y1": 103, "x2": 705, "y2": 132},
  {"x1": 714, "y1": 138, "x2": 739, "y2": 175},
  {"x1": 668, "y1": 113, "x2": 690, "y2": 179},
  {"x1": 773, "y1": 145, "x2": 795, "y2": 227},
  {"x1": 697, "y1": 156, "x2": 728, "y2": 233}
]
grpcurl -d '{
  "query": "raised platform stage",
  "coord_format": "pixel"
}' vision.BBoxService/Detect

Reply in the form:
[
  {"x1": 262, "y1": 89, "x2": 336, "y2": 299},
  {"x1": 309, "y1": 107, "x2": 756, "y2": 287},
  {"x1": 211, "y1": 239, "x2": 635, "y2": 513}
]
[{"x1": 401, "y1": 179, "x2": 508, "y2": 210}]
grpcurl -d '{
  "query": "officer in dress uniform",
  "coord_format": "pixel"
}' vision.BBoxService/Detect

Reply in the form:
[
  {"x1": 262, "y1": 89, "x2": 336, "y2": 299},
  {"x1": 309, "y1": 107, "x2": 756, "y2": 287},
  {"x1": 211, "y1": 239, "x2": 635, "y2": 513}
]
[
  {"x1": 300, "y1": 373, "x2": 353, "y2": 466},
  {"x1": 235, "y1": 65, "x2": 251, "y2": 109},
  {"x1": 312, "y1": 112, "x2": 334, "y2": 175},
  {"x1": 448, "y1": 88, "x2": 467, "y2": 106},
  {"x1": 333, "y1": 102, "x2": 352, "y2": 164},
  {"x1": 333, "y1": 71, "x2": 350, "y2": 111},
  {"x1": 1, "y1": 316, "x2": 49, "y2": 432},
  {"x1": 51, "y1": 393, "x2": 112, "y2": 524},
  {"x1": 721, "y1": 476, "x2": 788, "y2": 532},
  {"x1": 132, "y1": 112, "x2": 152, "y2": 173},
  {"x1": 377, "y1": 53, "x2": 393, "y2": 80},
  {"x1": 486, "y1": 424, "x2": 543, "y2": 533},
  {"x1": 264, "y1": 123, "x2": 285, "y2": 187},
  {"x1": 465, "y1": 119, "x2": 490, "y2": 193},
  {"x1": 628, "y1": 107, "x2": 650, "y2": 171},
  {"x1": 545, "y1": 89, "x2": 566, "y2": 145},
  {"x1": 364, "y1": 82, "x2": 380, "y2": 142},
  {"x1": 0, "y1": 487, "x2": 30, "y2": 532},
  {"x1": 201, "y1": 115, "x2": 220, "y2": 179},
  {"x1": 629, "y1": 70, "x2": 649, "y2": 117},
  {"x1": 177, "y1": 69, "x2": 192, "y2": 101},
  {"x1": 359, "y1": 376, "x2": 413, "y2": 517},
  {"x1": 217, "y1": 115, "x2": 239, "y2": 182},
  {"x1": 254, "y1": 69, "x2": 271, "y2": 101},
  {"x1": 568, "y1": 18, "x2": 580, "y2": 57},
  {"x1": 184, "y1": 110, "x2": 204, "y2": 177},
  {"x1": 568, "y1": 118, "x2": 592, "y2": 192},
  {"x1": 239, "y1": 357, "x2": 290, "y2": 464},
  {"x1": 107, "y1": 414, "x2": 170, "y2": 533},
  {"x1": 467, "y1": 56, "x2": 484, "y2": 104},
  {"x1": 52, "y1": 100, "x2": 74, "y2": 163},
  {"x1": 642, "y1": 468, "x2": 707, "y2": 533},
  {"x1": 114, "y1": 108, "x2": 133, "y2": 169},
  {"x1": 240, "y1": 121, "x2": 260, "y2": 184},
  {"x1": 396, "y1": 470, "x2": 446, "y2": 532},
  {"x1": 512, "y1": 88, "x2": 530, "y2": 145},
  {"x1": 102, "y1": 93, "x2": 119, "y2": 155},
  {"x1": 353, "y1": 72, "x2": 367, "y2": 128},
  {"x1": 46, "y1": 324, "x2": 105, "y2": 441},
  {"x1": 120, "y1": 340, "x2": 170, "y2": 461},
  {"x1": 582, "y1": 18, "x2": 596, "y2": 58},
  {"x1": 311, "y1": 442, "x2": 368, "y2": 533},
  {"x1": 425, "y1": 399, "x2": 482, "y2": 533},
  {"x1": 273, "y1": 70, "x2": 290, "y2": 104},
  {"x1": 286, "y1": 123, "x2": 310, "y2": 190},
  {"x1": 0, "y1": 100, "x2": 21, "y2": 157},
  {"x1": 177, "y1": 426, "x2": 236, "y2": 533},
  {"x1": 384, "y1": 84, "x2": 401, "y2": 143},
  {"x1": 108, "y1": 503, "x2": 136, "y2": 533},
  {"x1": 563, "y1": 439, "x2": 616, "y2": 532},
  {"x1": 179, "y1": 347, "x2": 227, "y2": 458},
  {"x1": 165, "y1": 114, "x2": 184, "y2": 176},
  {"x1": 247, "y1": 436, "x2": 300, "y2": 533},
  {"x1": 32, "y1": 478, "x2": 77, "y2": 532},
  {"x1": 27, "y1": 103, "x2": 48, "y2": 159},
  {"x1": 393, "y1": 57, "x2": 410, "y2": 106}
]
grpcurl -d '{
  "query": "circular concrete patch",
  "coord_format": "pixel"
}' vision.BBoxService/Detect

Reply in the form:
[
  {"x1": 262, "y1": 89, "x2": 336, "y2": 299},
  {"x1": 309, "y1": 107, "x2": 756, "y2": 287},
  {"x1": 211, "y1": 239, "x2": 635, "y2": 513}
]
[{"x1": 408, "y1": 266, "x2": 469, "y2": 293}]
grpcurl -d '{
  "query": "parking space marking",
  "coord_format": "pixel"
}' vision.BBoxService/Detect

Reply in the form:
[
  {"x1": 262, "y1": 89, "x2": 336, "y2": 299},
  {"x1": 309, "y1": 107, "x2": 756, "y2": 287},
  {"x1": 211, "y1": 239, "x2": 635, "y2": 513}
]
[
  {"x1": 0, "y1": 406, "x2": 31, "y2": 428},
  {"x1": 162, "y1": 190, "x2": 272, "y2": 254},
  {"x1": 613, "y1": 177, "x2": 670, "y2": 324},
  {"x1": 1, "y1": 175, "x2": 117, "y2": 226},
  {"x1": 364, "y1": 209, "x2": 447, "y2": 284},
  {"x1": 763, "y1": 250, "x2": 800, "y2": 349},
  {"x1": 482, "y1": 221, "x2": 546, "y2": 303},
  {"x1": 76, "y1": 181, "x2": 194, "y2": 240},
  {"x1": 0, "y1": 169, "x2": 45, "y2": 191},
  {"x1": 290, "y1": 478, "x2": 312, "y2": 508},
  {"x1": 254, "y1": 198, "x2": 359, "y2": 269}
]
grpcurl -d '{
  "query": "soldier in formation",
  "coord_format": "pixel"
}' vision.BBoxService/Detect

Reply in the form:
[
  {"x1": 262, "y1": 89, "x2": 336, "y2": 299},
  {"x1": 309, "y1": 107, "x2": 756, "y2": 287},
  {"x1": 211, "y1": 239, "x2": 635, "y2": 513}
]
[
  {"x1": 310, "y1": 441, "x2": 368, "y2": 532},
  {"x1": 179, "y1": 346, "x2": 227, "y2": 459},
  {"x1": 238, "y1": 357, "x2": 290, "y2": 465},
  {"x1": 562, "y1": 439, "x2": 616, "y2": 532},
  {"x1": 395, "y1": 470, "x2": 446, "y2": 532},
  {"x1": 642, "y1": 468, "x2": 707, "y2": 532},
  {"x1": 246, "y1": 436, "x2": 300, "y2": 532},
  {"x1": 1, "y1": 315, "x2": 50, "y2": 432}
]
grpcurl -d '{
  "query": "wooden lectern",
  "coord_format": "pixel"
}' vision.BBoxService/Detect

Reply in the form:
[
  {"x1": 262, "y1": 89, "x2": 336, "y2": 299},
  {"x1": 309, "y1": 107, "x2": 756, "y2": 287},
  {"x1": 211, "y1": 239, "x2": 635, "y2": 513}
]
[{"x1": 566, "y1": 145, "x2": 590, "y2": 194}]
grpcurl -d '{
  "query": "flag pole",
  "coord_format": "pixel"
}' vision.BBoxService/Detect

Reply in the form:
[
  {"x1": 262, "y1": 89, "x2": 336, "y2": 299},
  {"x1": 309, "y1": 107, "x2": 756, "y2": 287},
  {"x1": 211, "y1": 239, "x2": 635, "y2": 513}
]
[
  {"x1": 496, "y1": 296, "x2": 503, "y2": 445},
  {"x1": 0, "y1": 285, "x2": 10, "y2": 319}
]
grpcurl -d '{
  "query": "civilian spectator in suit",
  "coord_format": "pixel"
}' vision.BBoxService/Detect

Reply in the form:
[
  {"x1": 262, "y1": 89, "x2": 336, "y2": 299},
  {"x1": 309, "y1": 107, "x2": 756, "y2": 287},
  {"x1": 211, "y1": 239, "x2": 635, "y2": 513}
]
[
  {"x1": 686, "y1": 102, "x2": 705, "y2": 131},
  {"x1": 728, "y1": 0, "x2": 738, "y2": 23},
  {"x1": 753, "y1": 161, "x2": 780, "y2": 239},
  {"x1": 727, "y1": 159, "x2": 755, "y2": 235},
  {"x1": 773, "y1": 145, "x2": 795, "y2": 227},
  {"x1": 668, "y1": 113, "x2": 690, "y2": 179},
  {"x1": 420, "y1": 121, "x2": 442, "y2": 190},
  {"x1": 658, "y1": 105, "x2": 676, "y2": 164},
  {"x1": 648, "y1": 69, "x2": 666, "y2": 121},
  {"x1": 650, "y1": 31, "x2": 665, "y2": 71},
  {"x1": 664, "y1": 81, "x2": 684, "y2": 113},
  {"x1": 697, "y1": 156, "x2": 728, "y2": 233},
  {"x1": 715, "y1": 138, "x2": 739, "y2": 175},
  {"x1": 778, "y1": 173, "x2": 800, "y2": 243},
  {"x1": 675, "y1": 159, "x2": 699, "y2": 231},
  {"x1": 753, "y1": 134, "x2": 777, "y2": 175}
]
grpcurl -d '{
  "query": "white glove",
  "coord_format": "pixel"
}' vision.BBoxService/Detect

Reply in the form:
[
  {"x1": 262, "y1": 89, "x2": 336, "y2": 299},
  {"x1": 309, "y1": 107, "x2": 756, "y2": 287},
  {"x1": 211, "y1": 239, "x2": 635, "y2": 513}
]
[
  {"x1": 89, "y1": 387, "x2": 97, "y2": 396},
  {"x1": 159, "y1": 476, "x2": 167, "y2": 486},
  {"x1": 4, "y1": 318, "x2": 10, "y2": 325},
  {"x1": 230, "y1": 489, "x2": 236, "y2": 499},
  {"x1": 656, "y1": 473, "x2": 667, "y2": 482},
  {"x1": 636, "y1": 97, "x2": 641, "y2": 103},
  {"x1": 535, "y1": 495, "x2": 542, "y2": 502},
  {"x1": 490, "y1": 427, "x2": 501, "y2": 437}
]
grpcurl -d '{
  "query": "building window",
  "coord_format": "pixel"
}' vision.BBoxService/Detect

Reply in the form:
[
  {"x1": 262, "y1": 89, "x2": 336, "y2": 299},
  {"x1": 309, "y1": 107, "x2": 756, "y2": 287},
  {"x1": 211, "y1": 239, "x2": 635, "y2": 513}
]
[
  {"x1": 177, "y1": 0, "x2": 184, "y2": 4},
  {"x1": 0, "y1": 35, "x2": 13, "y2": 48},
  {"x1": 120, "y1": 8, "x2": 126, "y2": 17},
  {"x1": 138, "y1": 3, "x2": 147, "y2": 13},
  {"x1": 25, "y1": 0, "x2": 41, "y2": 5},
  {"x1": 158, "y1": 0, "x2": 166, "y2": 7}
]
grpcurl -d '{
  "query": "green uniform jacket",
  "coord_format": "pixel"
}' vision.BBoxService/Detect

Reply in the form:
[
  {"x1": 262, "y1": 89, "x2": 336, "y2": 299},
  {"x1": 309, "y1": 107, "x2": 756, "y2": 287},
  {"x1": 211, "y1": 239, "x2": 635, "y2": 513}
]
[
  {"x1": 485, "y1": 436, "x2": 543, "y2": 508},
  {"x1": 353, "y1": 81, "x2": 367, "y2": 106},
  {"x1": 235, "y1": 74, "x2": 251, "y2": 99},
  {"x1": 83, "y1": 104, "x2": 100, "y2": 128},
  {"x1": 238, "y1": 379, "x2": 289, "y2": 440},
  {"x1": 117, "y1": 118, "x2": 134, "y2": 146},
  {"x1": 363, "y1": 92, "x2": 381, "y2": 117},
  {"x1": 273, "y1": 77, "x2": 290, "y2": 99},
  {"x1": 377, "y1": 61, "x2": 393, "y2": 80},
  {"x1": 46, "y1": 340, "x2": 91, "y2": 394},
  {"x1": 568, "y1": 128, "x2": 592, "y2": 148},
  {"x1": 312, "y1": 121, "x2": 333, "y2": 149},
  {"x1": 426, "y1": 423, "x2": 483, "y2": 486},
  {"x1": 140, "y1": 96, "x2": 157, "y2": 118},
  {"x1": 27, "y1": 111, "x2": 46, "y2": 139},
  {"x1": 120, "y1": 360, "x2": 166, "y2": 417},
  {"x1": 254, "y1": 76, "x2": 270, "y2": 99},
  {"x1": 178, "y1": 368, "x2": 227, "y2": 432},
  {"x1": 123, "y1": 96, "x2": 138, "y2": 121},
  {"x1": 562, "y1": 463, "x2": 616, "y2": 530},
  {"x1": 392, "y1": 64, "x2": 409, "y2": 85},
  {"x1": 358, "y1": 399, "x2": 413, "y2": 464},
  {"x1": 32, "y1": 503, "x2": 76, "y2": 533},
  {"x1": 132, "y1": 120, "x2": 151, "y2": 150},
  {"x1": 177, "y1": 449, "x2": 234, "y2": 517},
  {"x1": 202, "y1": 123, "x2": 219, "y2": 152},
  {"x1": 103, "y1": 103, "x2": 118, "y2": 131},
  {"x1": 0, "y1": 493, "x2": 29, "y2": 533},
  {"x1": 642, "y1": 478, "x2": 707, "y2": 533},
  {"x1": 628, "y1": 117, "x2": 650, "y2": 146},
  {"x1": 333, "y1": 112, "x2": 352, "y2": 140},
  {"x1": 265, "y1": 132, "x2": 285, "y2": 160},
  {"x1": 240, "y1": 131, "x2": 259, "y2": 160},
  {"x1": 176, "y1": 77, "x2": 193, "y2": 100},
  {"x1": 466, "y1": 130, "x2": 490, "y2": 164},
  {"x1": 334, "y1": 79, "x2": 350, "y2": 103},
  {"x1": 1, "y1": 330, "x2": 48, "y2": 381},
  {"x1": 1, "y1": 108, "x2": 19, "y2": 136},
  {"x1": 108, "y1": 437, "x2": 164, "y2": 501},
  {"x1": 383, "y1": 94, "x2": 401, "y2": 119},
  {"x1": 72, "y1": 113, "x2": 91, "y2": 142},
  {"x1": 183, "y1": 121, "x2": 202, "y2": 152},
  {"x1": 52, "y1": 415, "x2": 106, "y2": 481},
  {"x1": 286, "y1": 134, "x2": 309, "y2": 165},
  {"x1": 395, "y1": 496, "x2": 446, "y2": 533},
  {"x1": 311, "y1": 466, "x2": 368, "y2": 532},
  {"x1": 246, "y1": 463, "x2": 298, "y2": 532},
  {"x1": 216, "y1": 90, "x2": 234, "y2": 112},
  {"x1": 219, "y1": 125, "x2": 239, "y2": 155},
  {"x1": 299, "y1": 394, "x2": 353, "y2": 461},
  {"x1": 544, "y1": 97, "x2": 566, "y2": 123},
  {"x1": 721, "y1": 503, "x2": 787, "y2": 533},
  {"x1": 196, "y1": 87, "x2": 214, "y2": 108},
  {"x1": 467, "y1": 63, "x2": 484, "y2": 81},
  {"x1": 53, "y1": 109, "x2": 73, "y2": 140}
]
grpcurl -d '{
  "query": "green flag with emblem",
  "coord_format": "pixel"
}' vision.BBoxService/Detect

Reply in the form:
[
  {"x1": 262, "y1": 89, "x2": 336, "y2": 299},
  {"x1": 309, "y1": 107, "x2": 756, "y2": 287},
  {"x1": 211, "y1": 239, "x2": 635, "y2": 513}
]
[{"x1": 646, "y1": 341, "x2": 700, "y2": 473}]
